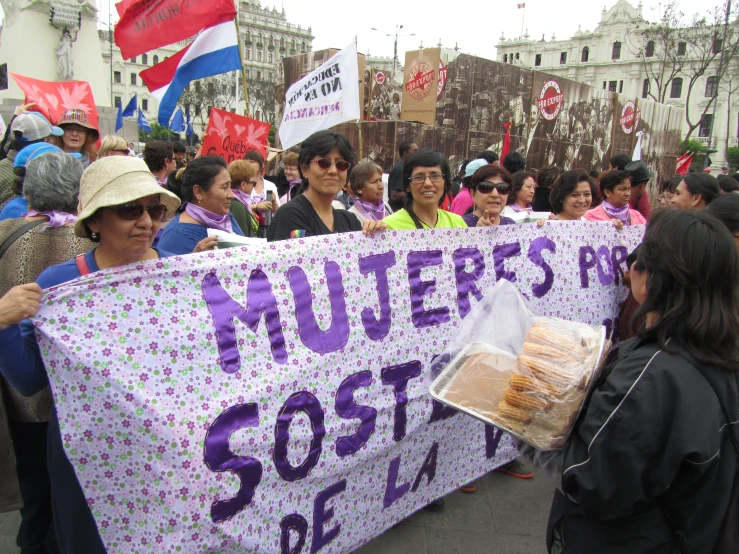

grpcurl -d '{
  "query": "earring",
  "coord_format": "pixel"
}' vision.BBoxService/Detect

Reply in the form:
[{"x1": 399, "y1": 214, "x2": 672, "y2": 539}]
[{"x1": 91, "y1": 232, "x2": 98, "y2": 239}]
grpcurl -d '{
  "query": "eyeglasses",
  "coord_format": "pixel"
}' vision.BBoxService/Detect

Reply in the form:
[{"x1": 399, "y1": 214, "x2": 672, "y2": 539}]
[
  {"x1": 112, "y1": 149, "x2": 130, "y2": 156},
  {"x1": 112, "y1": 203, "x2": 168, "y2": 221},
  {"x1": 409, "y1": 173, "x2": 445, "y2": 185},
  {"x1": 476, "y1": 181, "x2": 511, "y2": 194},
  {"x1": 312, "y1": 158, "x2": 351, "y2": 172},
  {"x1": 657, "y1": 193, "x2": 675, "y2": 202}
]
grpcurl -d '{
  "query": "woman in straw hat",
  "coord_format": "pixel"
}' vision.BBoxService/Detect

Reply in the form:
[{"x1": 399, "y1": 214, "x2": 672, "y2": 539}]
[
  {"x1": 57, "y1": 108, "x2": 100, "y2": 168},
  {"x1": 0, "y1": 156, "x2": 180, "y2": 553}
]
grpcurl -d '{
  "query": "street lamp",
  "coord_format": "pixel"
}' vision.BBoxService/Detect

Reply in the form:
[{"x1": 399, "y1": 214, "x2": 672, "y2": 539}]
[{"x1": 370, "y1": 25, "x2": 415, "y2": 82}]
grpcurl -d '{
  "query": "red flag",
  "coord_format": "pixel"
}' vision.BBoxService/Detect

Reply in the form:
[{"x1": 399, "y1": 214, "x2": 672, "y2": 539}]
[
  {"x1": 10, "y1": 74, "x2": 99, "y2": 131},
  {"x1": 517, "y1": 3, "x2": 526, "y2": 8},
  {"x1": 114, "y1": 0, "x2": 237, "y2": 60},
  {"x1": 676, "y1": 153, "x2": 694, "y2": 176},
  {"x1": 501, "y1": 121, "x2": 512, "y2": 161},
  {"x1": 202, "y1": 108, "x2": 271, "y2": 163}
]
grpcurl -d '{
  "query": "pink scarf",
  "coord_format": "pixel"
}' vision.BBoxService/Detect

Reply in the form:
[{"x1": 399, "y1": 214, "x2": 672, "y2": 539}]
[
  {"x1": 353, "y1": 199, "x2": 386, "y2": 221},
  {"x1": 25, "y1": 210, "x2": 77, "y2": 228}
]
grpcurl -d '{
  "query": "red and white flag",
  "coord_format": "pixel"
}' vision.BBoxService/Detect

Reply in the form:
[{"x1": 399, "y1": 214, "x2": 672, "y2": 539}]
[
  {"x1": 518, "y1": 3, "x2": 526, "y2": 8},
  {"x1": 114, "y1": 0, "x2": 237, "y2": 60},
  {"x1": 10, "y1": 74, "x2": 99, "y2": 130},
  {"x1": 676, "y1": 153, "x2": 694, "y2": 176}
]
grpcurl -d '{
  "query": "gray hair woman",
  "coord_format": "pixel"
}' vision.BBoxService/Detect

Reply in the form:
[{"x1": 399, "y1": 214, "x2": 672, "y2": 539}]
[
  {"x1": 348, "y1": 161, "x2": 393, "y2": 223},
  {"x1": 0, "y1": 150, "x2": 92, "y2": 552}
]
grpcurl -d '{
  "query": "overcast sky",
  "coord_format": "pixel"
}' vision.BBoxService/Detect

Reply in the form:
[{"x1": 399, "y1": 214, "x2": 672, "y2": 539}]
[{"x1": 0, "y1": 0, "x2": 720, "y2": 60}]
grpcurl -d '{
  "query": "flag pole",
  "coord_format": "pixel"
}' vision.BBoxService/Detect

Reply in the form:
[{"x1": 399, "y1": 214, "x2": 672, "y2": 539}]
[
  {"x1": 520, "y1": 5, "x2": 526, "y2": 40},
  {"x1": 233, "y1": 13, "x2": 251, "y2": 117}
]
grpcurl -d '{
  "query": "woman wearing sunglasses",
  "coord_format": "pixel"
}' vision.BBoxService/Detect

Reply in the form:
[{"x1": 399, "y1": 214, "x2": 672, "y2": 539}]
[
  {"x1": 383, "y1": 148, "x2": 466, "y2": 230},
  {"x1": 462, "y1": 164, "x2": 516, "y2": 227},
  {"x1": 158, "y1": 156, "x2": 245, "y2": 254},
  {"x1": 0, "y1": 156, "x2": 180, "y2": 553},
  {"x1": 268, "y1": 131, "x2": 385, "y2": 240}
]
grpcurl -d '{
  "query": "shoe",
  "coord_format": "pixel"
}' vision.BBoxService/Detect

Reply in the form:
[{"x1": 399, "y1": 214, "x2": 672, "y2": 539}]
[
  {"x1": 423, "y1": 498, "x2": 445, "y2": 511},
  {"x1": 459, "y1": 482, "x2": 477, "y2": 493},
  {"x1": 495, "y1": 460, "x2": 534, "y2": 479}
]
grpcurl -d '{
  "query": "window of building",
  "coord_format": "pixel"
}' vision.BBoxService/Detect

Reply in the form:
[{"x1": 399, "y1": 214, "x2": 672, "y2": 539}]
[
  {"x1": 231, "y1": 85, "x2": 236, "y2": 97},
  {"x1": 619, "y1": 80, "x2": 623, "y2": 93},
  {"x1": 535, "y1": 54, "x2": 542, "y2": 66},
  {"x1": 114, "y1": 96, "x2": 121, "y2": 107},
  {"x1": 581, "y1": 47, "x2": 589, "y2": 62},
  {"x1": 713, "y1": 39, "x2": 723, "y2": 54},
  {"x1": 114, "y1": 71, "x2": 121, "y2": 83},
  {"x1": 268, "y1": 72, "x2": 273, "y2": 81},
  {"x1": 153, "y1": 55, "x2": 159, "y2": 65},
  {"x1": 142, "y1": 54, "x2": 148, "y2": 65},
  {"x1": 131, "y1": 56, "x2": 137, "y2": 64},
  {"x1": 560, "y1": 52, "x2": 567, "y2": 64},
  {"x1": 280, "y1": 37, "x2": 285, "y2": 48},
  {"x1": 645, "y1": 40, "x2": 655, "y2": 58},
  {"x1": 130, "y1": 73, "x2": 137, "y2": 85},
  {"x1": 612, "y1": 42, "x2": 621, "y2": 60},
  {"x1": 257, "y1": 71, "x2": 262, "y2": 81},
  {"x1": 677, "y1": 41, "x2": 686, "y2": 56},
  {"x1": 195, "y1": 81, "x2": 201, "y2": 93},
  {"x1": 515, "y1": 52, "x2": 519, "y2": 59},
  {"x1": 699, "y1": 114, "x2": 713, "y2": 137},
  {"x1": 608, "y1": 80, "x2": 617, "y2": 93},
  {"x1": 291, "y1": 39, "x2": 296, "y2": 51},
  {"x1": 195, "y1": 105, "x2": 201, "y2": 117},
  {"x1": 208, "y1": 82, "x2": 216, "y2": 95},
  {"x1": 301, "y1": 42, "x2": 306, "y2": 53},
  {"x1": 705, "y1": 76, "x2": 718, "y2": 97},
  {"x1": 504, "y1": 54, "x2": 508, "y2": 62},
  {"x1": 670, "y1": 77, "x2": 683, "y2": 98},
  {"x1": 603, "y1": 81, "x2": 607, "y2": 89},
  {"x1": 257, "y1": 51, "x2": 262, "y2": 62},
  {"x1": 246, "y1": 69, "x2": 250, "y2": 79},
  {"x1": 142, "y1": 99, "x2": 148, "y2": 111},
  {"x1": 642, "y1": 78, "x2": 650, "y2": 98},
  {"x1": 245, "y1": 48, "x2": 250, "y2": 60},
  {"x1": 269, "y1": 53, "x2": 273, "y2": 63},
  {"x1": 269, "y1": 36, "x2": 274, "y2": 47},
  {"x1": 258, "y1": 33, "x2": 263, "y2": 46}
]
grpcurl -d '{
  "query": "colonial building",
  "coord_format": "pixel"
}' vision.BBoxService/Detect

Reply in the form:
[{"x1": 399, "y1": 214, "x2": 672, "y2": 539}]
[
  {"x1": 496, "y1": 0, "x2": 739, "y2": 167},
  {"x1": 99, "y1": 0, "x2": 313, "y2": 133}
]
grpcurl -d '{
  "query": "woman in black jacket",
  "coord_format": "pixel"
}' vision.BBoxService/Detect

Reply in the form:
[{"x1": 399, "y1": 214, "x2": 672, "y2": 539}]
[{"x1": 544, "y1": 209, "x2": 739, "y2": 554}]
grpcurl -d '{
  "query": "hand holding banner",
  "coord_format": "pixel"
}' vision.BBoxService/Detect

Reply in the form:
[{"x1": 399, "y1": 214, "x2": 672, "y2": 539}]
[{"x1": 202, "y1": 108, "x2": 271, "y2": 162}]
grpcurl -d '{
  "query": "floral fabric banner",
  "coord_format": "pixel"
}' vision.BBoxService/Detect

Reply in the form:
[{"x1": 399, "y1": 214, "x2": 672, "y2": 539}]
[{"x1": 34, "y1": 223, "x2": 642, "y2": 553}]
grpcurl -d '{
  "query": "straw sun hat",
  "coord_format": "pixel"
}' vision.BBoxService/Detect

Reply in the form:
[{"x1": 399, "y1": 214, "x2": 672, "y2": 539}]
[{"x1": 74, "y1": 156, "x2": 181, "y2": 238}]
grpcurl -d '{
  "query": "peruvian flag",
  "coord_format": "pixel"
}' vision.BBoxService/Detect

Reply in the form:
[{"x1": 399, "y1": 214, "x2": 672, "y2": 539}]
[
  {"x1": 114, "y1": 0, "x2": 237, "y2": 60},
  {"x1": 676, "y1": 153, "x2": 694, "y2": 176},
  {"x1": 518, "y1": 3, "x2": 526, "y2": 8}
]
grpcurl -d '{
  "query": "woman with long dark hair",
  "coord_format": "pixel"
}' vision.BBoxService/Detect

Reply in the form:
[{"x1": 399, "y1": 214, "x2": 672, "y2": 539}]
[{"x1": 544, "y1": 209, "x2": 739, "y2": 553}]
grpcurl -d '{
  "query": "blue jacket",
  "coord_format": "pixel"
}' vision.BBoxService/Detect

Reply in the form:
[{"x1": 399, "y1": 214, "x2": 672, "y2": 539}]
[{"x1": 157, "y1": 213, "x2": 243, "y2": 255}]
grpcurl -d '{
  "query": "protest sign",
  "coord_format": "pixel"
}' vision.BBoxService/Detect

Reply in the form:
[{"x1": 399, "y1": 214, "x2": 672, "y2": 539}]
[
  {"x1": 401, "y1": 48, "x2": 441, "y2": 125},
  {"x1": 202, "y1": 108, "x2": 271, "y2": 162},
  {"x1": 10, "y1": 74, "x2": 99, "y2": 130},
  {"x1": 34, "y1": 223, "x2": 642, "y2": 553},
  {"x1": 279, "y1": 43, "x2": 360, "y2": 150}
]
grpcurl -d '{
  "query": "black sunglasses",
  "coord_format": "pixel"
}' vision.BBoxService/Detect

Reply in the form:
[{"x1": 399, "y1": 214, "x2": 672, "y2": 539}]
[
  {"x1": 312, "y1": 158, "x2": 351, "y2": 172},
  {"x1": 112, "y1": 203, "x2": 168, "y2": 221},
  {"x1": 476, "y1": 181, "x2": 511, "y2": 194}
]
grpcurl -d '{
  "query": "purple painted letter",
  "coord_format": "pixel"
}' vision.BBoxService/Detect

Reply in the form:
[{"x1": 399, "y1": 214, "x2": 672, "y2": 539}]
[
  {"x1": 358, "y1": 251, "x2": 396, "y2": 340},
  {"x1": 493, "y1": 242, "x2": 521, "y2": 282},
  {"x1": 454, "y1": 248, "x2": 485, "y2": 319},
  {"x1": 381, "y1": 361, "x2": 423, "y2": 442},
  {"x1": 335, "y1": 370, "x2": 377, "y2": 457},
  {"x1": 383, "y1": 455, "x2": 410, "y2": 508},
  {"x1": 274, "y1": 391, "x2": 325, "y2": 481},
  {"x1": 527, "y1": 237, "x2": 556, "y2": 298},
  {"x1": 311, "y1": 480, "x2": 346, "y2": 553},
  {"x1": 281, "y1": 513, "x2": 308, "y2": 554},
  {"x1": 411, "y1": 442, "x2": 439, "y2": 492},
  {"x1": 407, "y1": 251, "x2": 450, "y2": 328}
]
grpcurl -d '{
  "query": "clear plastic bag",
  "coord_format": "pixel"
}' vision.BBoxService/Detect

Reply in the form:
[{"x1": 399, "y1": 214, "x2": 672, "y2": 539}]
[{"x1": 429, "y1": 280, "x2": 608, "y2": 451}]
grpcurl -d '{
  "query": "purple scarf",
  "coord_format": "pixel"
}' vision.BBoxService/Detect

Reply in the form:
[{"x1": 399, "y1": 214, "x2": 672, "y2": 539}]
[
  {"x1": 185, "y1": 203, "x2": 233, "y2": 233},
  {"x1": 353, "y1": 198, "x2": 386, "y2": 221},
  {"x1": 601, "y1": 201, "x2": 631, "y2": 225},
  {"x1": 25, "y1": 210, "x2": 77, "y2": 228},
  {"x1": 510, "y1": 203, "x2": 532, "y2": 212},
  {"x1": 231, "y1": 190, "x2": 254, "y2": 213}
]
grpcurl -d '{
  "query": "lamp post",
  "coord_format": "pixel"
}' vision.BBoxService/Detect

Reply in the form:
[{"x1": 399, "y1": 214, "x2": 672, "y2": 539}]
[{"x1": 370, "y1": 25, "x2": 415, "y2": 82}]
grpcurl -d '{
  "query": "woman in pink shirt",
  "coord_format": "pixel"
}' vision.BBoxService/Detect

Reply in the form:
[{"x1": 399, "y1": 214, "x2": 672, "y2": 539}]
[{"x1": 584, "y1": 170, "x2": 646, "y2": 226}]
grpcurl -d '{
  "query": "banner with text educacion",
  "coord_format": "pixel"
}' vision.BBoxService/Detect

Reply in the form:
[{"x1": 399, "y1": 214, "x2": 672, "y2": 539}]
[
  {"x1": 33, "y1": 223, "x2": 642, "y2": 554},
  {"x1": 202, "y1": 108, "x2": 271, "y2": 163},
  {"x1": 278, "y1": 42, "x2": 360, "y2": 150}
]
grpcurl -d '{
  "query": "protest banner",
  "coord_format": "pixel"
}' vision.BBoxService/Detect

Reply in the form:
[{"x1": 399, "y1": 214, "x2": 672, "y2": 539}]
[
  {"x1": 10, "y1": 74, "x2": 99, "y2": 130},
  {"x1": 34, "y1": 223, "x2": 642, "y2": 553},
  {"x1": 279, "y1": 42, "x2": 360, "y2": 150},
  {"x1": 401, "y1": 48, "x2": 441, "y2": 126},
  {"x1": 202, "y1": 108, "x2": 271, "y2": 162}
]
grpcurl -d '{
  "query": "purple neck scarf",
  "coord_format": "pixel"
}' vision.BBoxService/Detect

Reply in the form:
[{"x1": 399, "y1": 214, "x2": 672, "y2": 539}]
[
  {"x1": 231, "y1": 190, "x2": 254, "y2": 213},
  {"x1": 510, "y1": 202, "x2": 532, "y2": 213},
  {"x1": 25, "y1": 210, "x2": 77, "y2": 228},
  {"x1": 185, "y1": 203, "x2": 233, "y2": 233},
  {"x1": 602, "y1": 201, "x2": 631, "y2": 225},
  {"x1": 353, "y1": 198, "x2": 386, "y2": 221},
  {"x1": 285, "y1": 179, "x2": 301, "y2": 202}
]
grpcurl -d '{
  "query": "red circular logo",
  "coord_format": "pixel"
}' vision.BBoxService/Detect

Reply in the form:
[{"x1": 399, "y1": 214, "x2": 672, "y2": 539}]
[
  {"x1": 374, "y1": 71, "x2": 386, "y2": 85},
  {"x1": 405, "y1": 61, "x2": 435, "y2": 100},
  {"x1": 537, "y1": 81, "x2": 564, "y2": 121},
  {"x1": 620, "y1": 101, "x2": 640, "y2": 134}
]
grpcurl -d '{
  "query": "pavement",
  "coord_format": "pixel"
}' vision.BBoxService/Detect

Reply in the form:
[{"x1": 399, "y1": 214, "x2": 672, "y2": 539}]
[{"x1": 0, "y1": 464, "x2": 552, "y2": 554}]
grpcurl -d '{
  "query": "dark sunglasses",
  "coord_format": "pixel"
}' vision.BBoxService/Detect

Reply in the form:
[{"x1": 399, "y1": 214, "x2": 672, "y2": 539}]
[
  {"x1": 112, "y1": 203, "x2": 168, "y2": 221},
  {"x1": 476, "y1": 181, "x2": 511, "y2": 194},
  {"x1": 312, "y1": 158, "x2": 351, "y2": 172}
]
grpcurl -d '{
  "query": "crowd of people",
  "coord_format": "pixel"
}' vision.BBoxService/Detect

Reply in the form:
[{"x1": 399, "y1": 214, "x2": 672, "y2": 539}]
[{"x1": 0, "y1": 105, "x2": 737, "y2": 554}]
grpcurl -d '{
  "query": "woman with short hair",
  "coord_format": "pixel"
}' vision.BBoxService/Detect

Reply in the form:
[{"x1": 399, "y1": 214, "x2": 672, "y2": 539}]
[
  {"x1": 57, "y1": 109, "x2": 99, "y2": 168},
  {"x1": 463, "y1": 164, "x2": 516, "y2": 227},
  {"x1": 143, "y1": 140, "x2": 176, "y2": 186},
  {"x1": 96, "y1": 135, "x2": 130, "y2": 158},
  {"x1": 584, "y1": 170, "x2": 646, "y2": 225},
  {"x1": 279, "y1": 151, "x2": 302, "y2": 204},
  {"x1": 347, "y1": 161, "x2": 393, "y2": 223},
  {"x1": 227, "y1": 160, "x2": 259, "y2": 237},
  {"x1": 669, "y1": 172, "x2": 720, "y2": 210},
  {"x1": 502, "y1": 170, "x2": 536, "y2": 218},
  {"x1": 532, "y1": 165, "x2": 561, "y2": 212},
  {"x1": 547, "y1": 170, "x2": 598, "y2": 221},
  {"x1": 0, "y1": 156, "x2": 181, "y2": 554}
]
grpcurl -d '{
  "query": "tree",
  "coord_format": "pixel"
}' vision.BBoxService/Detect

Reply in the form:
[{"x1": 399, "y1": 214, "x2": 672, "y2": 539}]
[
  {"x1": 247, "y1": 79, "x2": 276, "y2": 124},
  {"x1": 139, "y1": 122, "x2": 180, "y2": 143},
  {"x1": 179, "y1": 73, "x2": 242, "y2": 129}
]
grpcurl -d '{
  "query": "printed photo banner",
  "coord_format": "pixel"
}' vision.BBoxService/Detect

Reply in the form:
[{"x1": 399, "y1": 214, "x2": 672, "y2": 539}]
[{"x1": 34, "y1": 223, "x2": 643, "y2": 553}]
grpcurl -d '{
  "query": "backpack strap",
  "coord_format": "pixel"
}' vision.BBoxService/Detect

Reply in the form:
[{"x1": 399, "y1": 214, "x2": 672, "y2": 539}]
[
  {"x1": 0, "y1": 219, "x2": 47, "y2": 261},
  {"x1": 75, "y1": 254, "x2": 92, "y2": 276}
]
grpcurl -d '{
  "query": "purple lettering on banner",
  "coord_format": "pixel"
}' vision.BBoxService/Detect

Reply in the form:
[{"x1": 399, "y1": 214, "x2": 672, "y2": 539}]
[
  {"x1": 311, "y1": 480, "x2": 347, "y2": 553},
  {"x1": 411, "y1": 442, "x2": 439, "y2": 492},
  {"x1": 287, "y1": 261, "x2": 349, "y2": 354},
  {"x1": 527, "y1": 237, "x2": 556, "y2": 298},
  {"x1": 596, "y1": 246, "x2": 614, "y2": 286},
  {"x1": 407, "y1": 251, "x2": 450, "y2": 328},
  {"x1": 428, "y1": 400, "x2": 458, "y2": 423},
  {"x1": 383, "y1": 455, "x2": 410, "y2": 508},
  {"x1": 493, "y1": 242, "x2": 521, "y2": 282},
  {"x1": 453, "y1": 248, "x2": 486, "y2": 319},
  {"x1": 578, "y1": 246, "x2": 597, "y2": 288},
  {"x1": 358, "y1": 251, "x2": 397, "y2": 341},
  {"x1": 203, "y1": 403, "x2": 263, "y2": 523},
  {"x1": 381, "y1": 361, "x2": 423, "y2": 442},
  {"x1": 334, "y1": 370, "x2": 377, "y2": 457},
  {"x1": 202, "y1": 271, "x2": 287, "y2": 373},
  {"x1": 485, "y1": 425, "x2": 504, "y2": 459},
  {"x1": 280, "y1": 513, "x2": 308, "y2": 554},
  {"x1": 611, "y1": 246, "x2": 629, "y2": 286},
  {"x1": 602, "y1": 318, "x2": 613, "y2": 340},
  {"x1": 274, "y1": 391, "x2": 325, "y2": 481}
]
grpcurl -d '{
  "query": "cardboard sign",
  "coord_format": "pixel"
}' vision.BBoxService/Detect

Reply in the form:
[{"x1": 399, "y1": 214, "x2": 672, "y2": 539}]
[
  {"x1": 202, "y1": 108, "x2": 270, "y2": 162},
  {"x1": 401, "y1": 48, "x2": 441, "y2": 125}
]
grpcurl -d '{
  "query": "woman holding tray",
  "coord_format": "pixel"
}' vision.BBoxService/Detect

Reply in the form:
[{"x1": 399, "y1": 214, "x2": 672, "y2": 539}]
[{"x1": 539, "y1": 209, "x2": 739, "y2": 553}]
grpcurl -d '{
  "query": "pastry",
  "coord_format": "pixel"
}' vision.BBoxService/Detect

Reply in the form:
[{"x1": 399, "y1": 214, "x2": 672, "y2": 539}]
[
  {"x1": 504, "y1": 388, "x2": 552, "y2": 412},
  {"x1": 508, "y1": 374, "x2": 561, "y2": 397},
  {"x1": 494, "y1": 400, "x2": 533, "y2": 424},
  {"x1": 518, "y1": 354, "x2": 577, "y2": 389}
]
